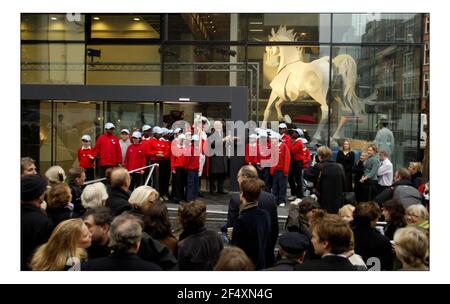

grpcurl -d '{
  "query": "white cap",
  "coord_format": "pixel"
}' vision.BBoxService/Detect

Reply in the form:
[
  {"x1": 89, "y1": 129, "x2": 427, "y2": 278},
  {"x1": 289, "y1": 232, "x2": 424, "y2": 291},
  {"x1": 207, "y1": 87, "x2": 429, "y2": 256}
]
[
  {"x1": 105, "y1": 122, "x2": 115, "y2": 130},
  {"x1": 177, "y1": 134, "x2": 186, "y2": 140},
  {"x1": 168, "y1": 129, "x2": 174, "y2": 134},
  {"x1": 174, "y1": 127, "x2": 182, "y2": 133},
  {"x1": 152, "y1": 127, "x2": 162, "y2": 134},
  {"x1": 249, "y1": 134, "x2": 258, "y2": 139},
  {"x1": 161, "y1": 128, "x2": 169, "y2": 135},
  {"x1": 192, "y1": 134, "x2": 200, "y2": 141},
  {"x1": 258, "y1": 130, "x2": 268, "y2": 138},
  {"x1": 279, "y1": 123, "x2": 287, "y2": 129},
  {"x1": 255, "y1": 128, "x2": 262, "y2": 134},
  {"x1": 131, "y1": 131, "x2": 142, "y2": 138},
  {"x1": 142, "y1": 125, "x2": 151, "y2": 132},
  {"x1": 120, "y1": 129, "x2": 130, "y2": 134},
  {"x1": 293, "y1": 128, "x2": 304, "y2": 136},
  {"x1": 81, "y1": 134, "x2": 91, "y2": 141},
  {"x1": 301, "y1": 138, "x2": 308, "y2": 144}
]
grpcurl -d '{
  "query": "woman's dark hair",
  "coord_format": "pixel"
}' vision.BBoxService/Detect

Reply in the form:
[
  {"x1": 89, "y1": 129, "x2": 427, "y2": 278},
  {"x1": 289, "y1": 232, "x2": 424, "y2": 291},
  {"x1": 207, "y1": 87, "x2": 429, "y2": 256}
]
[
  {"x1": 144, "y1": 201, "x2": 172, "y2": 240},
  {"x1": 383, "y1": 199, "x2": 407, "y2": 228},
  {"x1": 178, "y1": 200, "x2": 207, "y2": 231},
  {"x1": 353, "y1": 202, "x2": 381, "y2": 227}
]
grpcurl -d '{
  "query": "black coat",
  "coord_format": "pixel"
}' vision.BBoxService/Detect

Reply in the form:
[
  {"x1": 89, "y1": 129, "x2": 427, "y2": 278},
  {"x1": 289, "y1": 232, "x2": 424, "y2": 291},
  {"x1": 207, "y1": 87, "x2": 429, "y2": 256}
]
[
  {"x1": 352, "y1": 226, "x2": 393, "y2": 270},
  {"x1": 336, "y1": 151, "x2": 355, "y2": 192},
  {"x1": 304, "y1": 160, "x2": 346, "y2": 214},
  {"x1": 353, "y1": 160, "x2": 366, "y2": 203},
  {"x1": 178, "y1": 226, "x2": 223, "y2": 270},
  {"x1": 138, "y1": 232, "x2": 178, "y2": 270},
  {"x1": 227, "y1": 191, "x2": 279, "y2": 267},
  {"x1": 106, "y1": 187, "x2": 132, "y2": 216},
  {"x1": 265, "y1": 259, "x2": 299, "y2": 271},
  {"x1": 46, "y1": 207, "x2": 76, "y2": 226},
  {"x1": 231, "y1": 205, "x2": 271, "y2": 270},
  {"x1": 81, "y1": 253, "x2": 161, "y2": 271},
  {"x1": 69, "y1": 181, "x2": 85, "y2": 214},
  {"x1": 294, "y1": 255, "x2": 357, "y2": 271},
  {"x1": 208, "y1": 132, "x2": 228, "y2": 174},
  {"x1": 21, "y1": 204, "x2": 54, "y2": 270}
]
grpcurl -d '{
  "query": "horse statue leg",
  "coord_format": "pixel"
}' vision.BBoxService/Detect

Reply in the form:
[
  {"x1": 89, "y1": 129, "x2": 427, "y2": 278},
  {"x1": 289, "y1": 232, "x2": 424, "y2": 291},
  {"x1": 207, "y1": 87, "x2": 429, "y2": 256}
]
[
  {"x1": 261, "y1": 91, "x2": 279, "y2": 129},
  {"x1": 274, "y1": 98, "x2": 285, "y2": 122}
]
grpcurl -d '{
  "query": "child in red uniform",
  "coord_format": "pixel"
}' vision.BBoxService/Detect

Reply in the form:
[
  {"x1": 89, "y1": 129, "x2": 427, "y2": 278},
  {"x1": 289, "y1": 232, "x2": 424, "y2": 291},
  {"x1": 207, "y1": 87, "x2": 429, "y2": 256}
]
[
  {"x1": 289, "y1": 129, "x2": 305, "y2": 199},
  {"x1": 158, "y1": 128, "x2": 172, "y2": 200},
  {"x1": 78, "y1": 134, "x2": 96, "y2": 181},
  {"x1": 185, "y1": 134, "x2": 201, "y2": 202},
  {"x1": 124, "y1": 131, "x2": 146, "y2": 191},
  {"x1": 269, "y1": 132, "x2": 291, "y2": 206},
  {"x1": 171, "y1": 134, "x2": 186, "y2": 204},
  {"x1": 258, "y1": 130, "x2": 272, "y2": 192}
]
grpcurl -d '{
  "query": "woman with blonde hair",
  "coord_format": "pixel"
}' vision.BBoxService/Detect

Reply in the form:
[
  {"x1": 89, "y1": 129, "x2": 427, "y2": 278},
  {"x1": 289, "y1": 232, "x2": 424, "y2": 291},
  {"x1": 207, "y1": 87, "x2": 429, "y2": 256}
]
[
  {"x1": 30, "y1": 218, "x2": 92, "y2": 270},
  {"x1": 214, "y1": 246, "x2": 254, "y2": 271},
  {"x1": 338, "y1": 204, "x2": 355, "y2": 224},
  {"x1": 394, "y1": 226, "x2": 429, "y2": 270},
  {"x1": 408, "y1": 162, "x2": 424, "y2": 189},
  {"x1": 336, "y1": 139, "x2": 355, "y2": 192},
  {"x1": 405, "y1": 204, "x2": 429, "y2": 231},
  {"x1": 81, "y1": 182, "x2": 108, "y2": 210},
  {"x1": 45, "y1": 165, "x2": 66, "y2": 186},
  {"x1": 128, "y1": 185, "x2": 159, "y2": 217}
]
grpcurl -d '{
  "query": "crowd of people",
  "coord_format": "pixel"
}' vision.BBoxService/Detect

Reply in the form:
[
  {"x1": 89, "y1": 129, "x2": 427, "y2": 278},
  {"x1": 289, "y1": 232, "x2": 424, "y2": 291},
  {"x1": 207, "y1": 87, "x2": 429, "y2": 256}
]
[{"x1": 20, "y1": 117, "x2": 430, "y2": 271}]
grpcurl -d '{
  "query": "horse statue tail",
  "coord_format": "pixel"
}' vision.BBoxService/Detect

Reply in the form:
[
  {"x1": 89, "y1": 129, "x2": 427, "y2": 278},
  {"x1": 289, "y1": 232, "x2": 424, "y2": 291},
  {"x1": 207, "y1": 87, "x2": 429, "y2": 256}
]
[{"x1": 333, "y1": 54, "x2": 378, "y2": 116}]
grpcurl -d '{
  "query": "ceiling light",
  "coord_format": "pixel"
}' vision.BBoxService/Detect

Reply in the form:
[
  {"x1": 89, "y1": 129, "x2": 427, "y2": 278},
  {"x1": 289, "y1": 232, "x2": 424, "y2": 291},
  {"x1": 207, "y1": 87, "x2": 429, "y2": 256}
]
[
  {"x1": 133, "y1": 17, "x2": 141, "y2": 21},
  {"x1": 50, "y1": 17, "x2": 58, "y2": 21},
  {"x1": 300, "y1": 32, "x2": 307, "y2": 36},
  {"x1": 209, "y1": 21, "x2": 213, "y2": 24},
  {"x1": 93, "y1": 17, "x2": 100, "y2": 20},
  {"x1": 249, "y1": 21, "x2": 263, "y2": 25},
  {"x1": 249, "y1": 29, "x2": 263, "y2": 32}
]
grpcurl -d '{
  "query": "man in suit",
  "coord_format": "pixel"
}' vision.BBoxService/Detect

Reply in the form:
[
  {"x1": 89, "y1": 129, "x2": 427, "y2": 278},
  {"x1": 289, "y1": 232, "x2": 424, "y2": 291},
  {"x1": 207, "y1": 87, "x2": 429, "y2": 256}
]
[
  {"x1": 226, "y1": 165, "x2": 279, "y2": 267},
  {"x1": 105, "y1": 167, "x2": 132, "y2": 216},
  {"x1": 295, "y1": 214, "x2": 357, "y2": 271}
]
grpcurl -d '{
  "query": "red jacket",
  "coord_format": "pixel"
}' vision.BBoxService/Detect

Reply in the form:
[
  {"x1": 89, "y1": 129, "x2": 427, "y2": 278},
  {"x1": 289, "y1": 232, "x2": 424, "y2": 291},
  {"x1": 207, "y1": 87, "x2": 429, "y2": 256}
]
[
  {"x1": 144, "y1": 137, "x2": 160, "y2": 161},
  {"x1": 291, "y1": 139, "x2": 304, "y2": 161},
  {"x1": 124, "y1": 143, "x2": 146, "y2": 173},
  {"x1": 184, "y1": 144, "x2": 200, "y2": 171},
  {"x1": 171, "y1": 142, "x2": 185, "y2": 172},
  {"x1": 270, "y1": 142, "x2": 291, "y2": 176},
  {"x1": 245, "y1": 143, "x2": 260, "y2": 165},
  {"x1": 95, "y1": 133, "x2": 122, "y2": 166},
  {"x1": 281, "y1": 133, "x2": 292, "y2": 150},
  {"x1": 78, "y1": 147, "x2": 96, "y2": 169},
  {"x1": 303, "y1": 147, "x2": 311, "y2": 169},
  {"x1": 259, "y1": 140, "x2": 272, "y2": 168},
  {"x1": 158, "y1": 139, "x2": 171, "y2": 160}
]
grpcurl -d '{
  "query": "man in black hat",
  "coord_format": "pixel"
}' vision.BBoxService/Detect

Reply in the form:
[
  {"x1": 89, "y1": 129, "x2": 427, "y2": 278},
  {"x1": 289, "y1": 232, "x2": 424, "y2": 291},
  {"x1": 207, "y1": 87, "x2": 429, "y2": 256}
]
[
  {"x1": 21, "y1": 174, "x2": 54, "y2": 270},
  {"x1": 266, "y1": 232, "x2": 309, "y2": 270}
]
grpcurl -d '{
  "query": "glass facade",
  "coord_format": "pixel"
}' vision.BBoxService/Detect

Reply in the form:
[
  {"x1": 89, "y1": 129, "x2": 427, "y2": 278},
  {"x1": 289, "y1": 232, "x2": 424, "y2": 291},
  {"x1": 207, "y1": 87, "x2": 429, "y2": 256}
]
[{"x1": 21, "y1": 13, "x2": 426, "y2": 174}]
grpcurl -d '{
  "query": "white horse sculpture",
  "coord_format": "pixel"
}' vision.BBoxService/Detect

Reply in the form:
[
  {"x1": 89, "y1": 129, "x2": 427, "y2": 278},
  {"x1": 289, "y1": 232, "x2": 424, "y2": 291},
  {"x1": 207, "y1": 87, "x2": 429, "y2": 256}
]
[{"x1": 262, "y1": 26, "x2": 377, "y2": 144}]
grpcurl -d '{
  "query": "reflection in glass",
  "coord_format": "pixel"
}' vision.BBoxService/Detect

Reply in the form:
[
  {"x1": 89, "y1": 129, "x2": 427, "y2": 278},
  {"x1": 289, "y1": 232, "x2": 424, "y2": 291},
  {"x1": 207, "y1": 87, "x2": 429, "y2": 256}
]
[
  {"x1": 333, "y1": 13, "x2": 422, "y2": 43},
  {"x1": 90, "y1": 14, "x2": 160, "y2": 39},
  {"x1": 21, "y1": 13, "x2": 85, "y2": 41}
]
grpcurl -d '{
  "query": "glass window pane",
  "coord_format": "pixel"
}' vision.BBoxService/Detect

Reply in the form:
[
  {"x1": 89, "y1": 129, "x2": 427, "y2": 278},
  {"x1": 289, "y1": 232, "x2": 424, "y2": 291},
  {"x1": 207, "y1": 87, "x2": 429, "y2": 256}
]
[
  {"x1": 333, "y1": 13, "x2": 422, "y2": 43},
  {"x1": 86, "y1": 45, "x2": 161, "y2": 85},
  {"x1": 21, "y1": 100, "x2": 53, "y2": 174},
  {"x1": 168, "y1": 14, "x2": 244, "y2": 41},
  {"x1": 331, "y1": 45, "x2": 421, "y2": 169},
  {"x1": 109, "y1": 102, "x2": 158, "y2": 132},
  {"x1": 21, "y1": 43, "x2": 85, "y2": 84},
  {"x1": 163, "y1": 45, "x2": 246, "y2": 87},
  {"x1": 21, "y1": 14, "x2": 85, "y2": 41},
  {"x1": 246, "y1": 14, "x2": 331, "y2": 43},
  {"x1": 90, "y1": 14, "x2": 160, "y2": 39},
  {"x1": 54, "y1": 101, "x2": 104, "y2": 175}
]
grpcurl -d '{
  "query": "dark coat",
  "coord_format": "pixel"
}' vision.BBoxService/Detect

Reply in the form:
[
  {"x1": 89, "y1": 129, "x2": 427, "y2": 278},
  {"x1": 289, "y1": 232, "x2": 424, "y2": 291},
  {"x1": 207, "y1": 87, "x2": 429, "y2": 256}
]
[
  {"x1": 178, "y1": 226, "x2": 223, "y2": 270},
  {"x1": 374, "y1": 180, "x2": 423, "y2": 208},
  {"x1": 46, "y1": 207, "x2": 76, "y2": 226},
  {"x1": 208, "y1": 132, "x2": 228, "y2": 174},
  {"x1": 352, "y1": 226, "x2": 393, "y2": 271},
  {"x1": 353, "y1": 160, "x2": 366, "y2": 203},
  {"x1": 411, "y1": 172, "x2": 424, "y2": 189},
  {"x1": 304, "y1": 160, "x2": 346, "y2": 214},
  {"x1": 227, "y1": 191, "x2": 279, "y2": 267},
  {"x1": 231, "y1": 205, "x2": 271, "y2": 270},
  {"x1": 81, "y1": 253, "x2": 161, "y2": 271},
  {"x1": 21, "y1": 204, "x2": 54, "y2": 270},
  {"x1": 87, "y1": 243, "x2": 111, "y2": 260},
  {"x1": 106, "y1": 187, "x2": 132, "y2": 216},
  {"x1": 69, "y1": 181, "x2": 85, "y2": 214},
  {"x1": 265, "y1": 259, "x2": 299, "y2": 271},
  {"x1": 138, "y1": 232, "x2": 178, "y2": 270},
  {"x1": 336, "y1": 150, "x2": 355, "y2": 192},
  {"x1": 294, "y1": 255, "x2": 357, "y2": 271}
]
